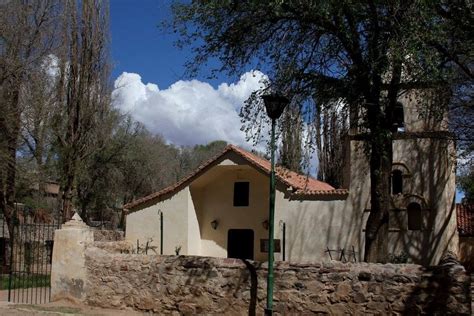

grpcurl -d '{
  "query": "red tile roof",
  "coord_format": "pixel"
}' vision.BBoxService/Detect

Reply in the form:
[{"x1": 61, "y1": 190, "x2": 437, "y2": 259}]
[
  {"x1": 457, "y1": 203, "x2": 474, "y2": 237},
  {"x1": 124, "y1": 144, "x2": 348, "y2": 211}
]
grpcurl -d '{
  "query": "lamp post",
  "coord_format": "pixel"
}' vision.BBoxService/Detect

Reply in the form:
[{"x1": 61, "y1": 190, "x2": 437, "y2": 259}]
[{"x1": 262, "y1": 93, "x2": 289, "y2": 315}]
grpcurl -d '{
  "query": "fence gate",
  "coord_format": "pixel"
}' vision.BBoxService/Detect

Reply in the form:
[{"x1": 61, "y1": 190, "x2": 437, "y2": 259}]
[{"x1": 5, "y1": 211, "x2": 61, "y2": 304}]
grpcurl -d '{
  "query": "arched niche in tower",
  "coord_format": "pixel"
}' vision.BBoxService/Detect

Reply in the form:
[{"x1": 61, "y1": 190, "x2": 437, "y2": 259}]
[
  {"x1": 407, "y1": 202, "x2": 423, "y2": 231},
  {"x1": 404, "y1": 194, "x2": 429, "y2": 231}
]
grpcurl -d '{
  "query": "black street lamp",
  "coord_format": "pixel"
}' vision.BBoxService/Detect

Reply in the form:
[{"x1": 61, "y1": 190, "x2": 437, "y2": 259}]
[{"x1": 262, "y1": 93, "x2": 289, "y2": 315}]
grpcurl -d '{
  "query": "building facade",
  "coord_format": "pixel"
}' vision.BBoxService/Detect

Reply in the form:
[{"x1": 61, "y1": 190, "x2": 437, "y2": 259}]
[{"x1": 124, "y1": 96, "x2": 459, "y2": 265}]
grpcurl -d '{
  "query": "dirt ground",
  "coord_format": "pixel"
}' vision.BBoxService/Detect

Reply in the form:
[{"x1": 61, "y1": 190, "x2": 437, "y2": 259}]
[
  {"x1": 0, "y1": 299, "x2": 147, "y2": 315},
  {"x1": 0, "y1": 288, "x2": 147, "y2": 315}
]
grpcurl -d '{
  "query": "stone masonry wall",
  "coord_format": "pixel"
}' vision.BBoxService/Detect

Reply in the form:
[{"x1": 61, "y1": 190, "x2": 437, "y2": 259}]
[
  {"x1": 92, "y1": 229, "x2": 124, "y2": 242},
  {"x1": 84, "y1": 244, "x2": 471, "y2": 315}
]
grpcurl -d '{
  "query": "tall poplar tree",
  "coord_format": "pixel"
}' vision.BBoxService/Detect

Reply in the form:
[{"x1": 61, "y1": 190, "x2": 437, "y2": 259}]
[{"x1": 53, "y1": 0, "x2": 111, "y2": 220}]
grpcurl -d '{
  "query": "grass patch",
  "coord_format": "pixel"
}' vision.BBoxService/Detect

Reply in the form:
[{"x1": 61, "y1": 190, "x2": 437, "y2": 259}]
[{"x1": 0, "y1": 274, "x2": 50, "y2": 290}]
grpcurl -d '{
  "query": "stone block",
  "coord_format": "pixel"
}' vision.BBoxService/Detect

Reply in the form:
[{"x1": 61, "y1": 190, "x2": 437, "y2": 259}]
[
  {"x1": 329, "y1": 303, "x2": 350, "y2": 315},
  {"x1": 367, "y1": 301, "x2": 387, "y2": 311},
  {"x1": 352, "y1": 291, "x2": 367, "y2": 303},
  {"x1": 335, "y1": 282, "x2": 351, "y2": 302},
  {"x1": 358, "y1": 271, "x2": 372, "y2": 281}
]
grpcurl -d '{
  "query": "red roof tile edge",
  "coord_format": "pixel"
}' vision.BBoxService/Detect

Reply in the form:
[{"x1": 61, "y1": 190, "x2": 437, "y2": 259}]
[
  {"x1": 124, "y1": 144, "x2": 348, "y2": 211},
  {"x1": 457, "y1": 203, "x2": 474, "y2": 237}
]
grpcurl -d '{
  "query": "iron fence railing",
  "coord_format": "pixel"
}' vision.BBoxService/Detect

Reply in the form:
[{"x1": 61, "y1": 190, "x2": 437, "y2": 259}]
[{"x1": 1, "y1": 209, "x2": 61, "y2": 304}]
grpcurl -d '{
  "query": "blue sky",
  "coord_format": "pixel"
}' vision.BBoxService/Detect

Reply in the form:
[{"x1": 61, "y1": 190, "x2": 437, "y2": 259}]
[{"x1": 110, "y1": 0, "x2": 231, "y2": 89}]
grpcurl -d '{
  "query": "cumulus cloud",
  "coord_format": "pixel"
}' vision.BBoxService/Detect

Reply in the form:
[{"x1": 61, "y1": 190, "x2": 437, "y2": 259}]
[{"x1": 112, "y1": 71, "x2": 267, "y2": 147}]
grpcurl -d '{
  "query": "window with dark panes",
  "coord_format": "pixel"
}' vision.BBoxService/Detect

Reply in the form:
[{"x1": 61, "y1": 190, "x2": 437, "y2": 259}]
[{"x1": 233, "y1": 182, "x2": 249, "y2": 206}]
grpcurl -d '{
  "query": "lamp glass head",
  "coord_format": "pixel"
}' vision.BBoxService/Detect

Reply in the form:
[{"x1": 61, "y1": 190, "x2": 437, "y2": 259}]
[{"x1": 262, "y1": 94, "x2": 289, "y2": 120}]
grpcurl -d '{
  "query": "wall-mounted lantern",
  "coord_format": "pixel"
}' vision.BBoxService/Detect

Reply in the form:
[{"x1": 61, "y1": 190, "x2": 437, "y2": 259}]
[
  {"x1": 262, "y1": 219, "x2": 269, "y2": 230},
  {"x1": 211, "y1": 220, "x2": 218, "y2": 230}
]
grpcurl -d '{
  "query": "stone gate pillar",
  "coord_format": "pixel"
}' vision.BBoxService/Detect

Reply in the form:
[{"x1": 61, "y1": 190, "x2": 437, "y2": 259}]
[{"x1": 51, "y1": 213, "x2": 93, "y2": 302}]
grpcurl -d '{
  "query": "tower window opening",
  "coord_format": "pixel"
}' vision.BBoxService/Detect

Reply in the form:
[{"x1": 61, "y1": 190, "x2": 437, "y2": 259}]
[
  {"x1": 407, "y1": 202, "x2": 422, "y2": 230},
  {"x1": 391, "y1": 170, "x2": 403, "y2": 195},
  {"x1": 393, "y1": 102, "x2": 405, "y2": 132}
]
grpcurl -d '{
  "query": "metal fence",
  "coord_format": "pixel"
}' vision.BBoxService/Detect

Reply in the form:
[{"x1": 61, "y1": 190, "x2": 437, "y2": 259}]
[{"x1": 1, "y1": 210, "x2": 61, "y2": 304}]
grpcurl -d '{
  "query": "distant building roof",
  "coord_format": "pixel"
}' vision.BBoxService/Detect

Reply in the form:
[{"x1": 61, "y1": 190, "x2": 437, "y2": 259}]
[
  {"x1": 124, "y1": 144, "x2": 348, "y2": 211},
  {"x1": 30, "y1": 181, "x2": 60, "y2": 196},
  {"x1": 457, "y1": 203, "x2": 474, "y2": 237}
]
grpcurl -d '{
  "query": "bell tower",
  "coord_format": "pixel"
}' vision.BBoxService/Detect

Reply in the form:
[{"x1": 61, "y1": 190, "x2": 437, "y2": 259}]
[{"x1": 344, "y1": 90, "x2": 458, "y2": 265}]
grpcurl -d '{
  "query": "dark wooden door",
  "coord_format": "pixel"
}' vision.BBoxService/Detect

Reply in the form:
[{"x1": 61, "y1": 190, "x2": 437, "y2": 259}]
[{"x1": 227, "y1": 229, "x2": 254, "y2": 260}]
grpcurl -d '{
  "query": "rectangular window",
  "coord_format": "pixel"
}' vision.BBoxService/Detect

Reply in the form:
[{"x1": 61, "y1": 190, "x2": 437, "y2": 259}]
[{"x1": 233, "y1": 182, "x2": 249, "y2": 206}]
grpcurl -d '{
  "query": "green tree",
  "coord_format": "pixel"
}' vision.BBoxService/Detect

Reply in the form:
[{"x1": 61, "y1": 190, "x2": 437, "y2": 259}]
[
  {"x1": 315, "y1": 100, "x2": 349, "y2": 188},
  {"x1": 458, "y1": 164, "x2": 474, "y2": 204},
  {"x1": 279, "y1": 107, "x2": 303, "y2": 173},
  {"x1": 170, "y1": 0, "x2": 473, "y2": 262}
]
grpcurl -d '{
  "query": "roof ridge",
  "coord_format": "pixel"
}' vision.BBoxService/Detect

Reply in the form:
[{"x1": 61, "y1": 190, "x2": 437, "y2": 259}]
[
  {"x1": 229, "y1": 145, "x2": 327, "y2": 189},
  {"x1": 124, "y1": 145, "x2": 232, "y2": 209},
  {"x1": 124, "y1": 144, "x2": 341, "y2": 211}
]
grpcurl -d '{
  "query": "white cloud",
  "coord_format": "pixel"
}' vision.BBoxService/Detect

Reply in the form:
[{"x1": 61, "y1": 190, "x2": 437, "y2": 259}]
[{"x1": 112, "y1": 71, "x2": 267, "y2": 147}]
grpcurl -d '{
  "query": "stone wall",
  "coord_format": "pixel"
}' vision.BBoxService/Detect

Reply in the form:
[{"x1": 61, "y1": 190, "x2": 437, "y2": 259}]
[
  {"x1": 92, "y1": 229, "x2": 124, "y2": 242},
  {"x1": 83, "y1": 244, "x2": 471, "y2": 315}
]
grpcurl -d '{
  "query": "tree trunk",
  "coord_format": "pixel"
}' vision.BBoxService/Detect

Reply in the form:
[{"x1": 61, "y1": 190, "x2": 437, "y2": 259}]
[
  {"x1": 364, "y1": 100, "x2": 393, "y2": 262},
  {"x1": 60, "y1": 164, "x2": 75, "y2": 221},
  {"x1": 3, "y1": 85, "x2": 21, "y2": 238},
  {"x1": 364, "y1": 139, "x2": 392, "y2": 262}
]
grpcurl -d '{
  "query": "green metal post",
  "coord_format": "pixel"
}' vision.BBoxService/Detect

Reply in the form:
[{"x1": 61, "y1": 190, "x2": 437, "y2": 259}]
[
  {"x1": 160, "y1": 212, "x2": 163, "y2": 255},
  {"x1": 265, "y1": 119, "x2": 276, "y2": 315}
]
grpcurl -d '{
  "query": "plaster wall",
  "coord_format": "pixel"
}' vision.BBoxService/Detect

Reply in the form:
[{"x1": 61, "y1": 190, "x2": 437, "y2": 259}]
[
  {"x1": 398, "y1": 91, "x2": 449, "y2": 133},
  {"x1": 191, "y1": 164, "x2": 269, "y2": 261},
  {"x1": 187, "y1": 191, "x2": 201, "y2": 255},
  {"x1": 275, "y1": 196, "x2": 355, "y2": 262},
  {"x1": 125, "y1": 188, "x2": 190, "y2": 255},
  {"x1": 351, "y1": 92, "x2": 448, "y2": 135}
]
